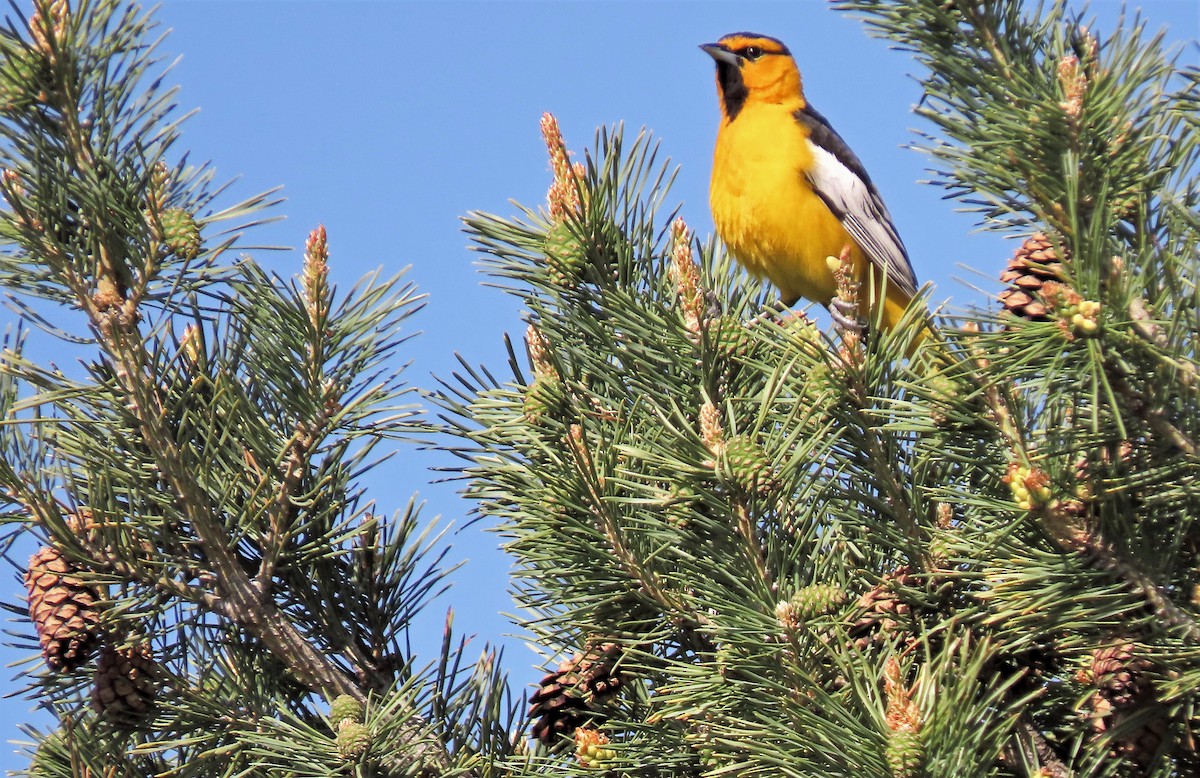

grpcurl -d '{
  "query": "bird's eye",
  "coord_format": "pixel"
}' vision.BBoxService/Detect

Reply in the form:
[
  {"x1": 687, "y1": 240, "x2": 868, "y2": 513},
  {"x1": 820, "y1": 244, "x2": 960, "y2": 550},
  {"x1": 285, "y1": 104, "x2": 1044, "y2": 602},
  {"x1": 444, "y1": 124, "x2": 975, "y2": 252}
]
[{"x1": 742, "y1": 46, "x2": 764, "y2": 61}]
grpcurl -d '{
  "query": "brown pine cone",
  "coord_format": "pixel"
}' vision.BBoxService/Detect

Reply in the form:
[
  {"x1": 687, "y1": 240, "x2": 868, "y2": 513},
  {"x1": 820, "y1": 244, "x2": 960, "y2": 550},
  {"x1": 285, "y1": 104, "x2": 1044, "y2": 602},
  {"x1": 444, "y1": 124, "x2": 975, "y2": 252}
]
[
  {"x1": 998, "y1": 232, "x2": 1066, "y2": 322},
  {"x1": 1088, "y1": 701, "x2": 1169, "y2": 769},
  {"x1": 1090, "y1": 642, "x2": 1151, "y2": 708},
  {"x1": 1082, "y1": 643, "x2": 1166, "y2": 768},
  {"x1": 24, "y1": 545, "x2": 101, "y2": 671},
  {"x1": 562, "y1": 641, "x2": 624, "y2": 698},
  {"x1": 1112, "y1": 708, "x2": 1168, "y2": 768},
  {"x1": 849, "y1": 567, "x2": 917, "y2": 650},
  {"x1": 529, "y1": 668, "x2": 591, "y2": 745},
  {"x1": 529, "y1": 642, "x2": 624, "y2": 745},
  {"x1": 92, "y1": 643, "x2": 157, "y2": 724}
]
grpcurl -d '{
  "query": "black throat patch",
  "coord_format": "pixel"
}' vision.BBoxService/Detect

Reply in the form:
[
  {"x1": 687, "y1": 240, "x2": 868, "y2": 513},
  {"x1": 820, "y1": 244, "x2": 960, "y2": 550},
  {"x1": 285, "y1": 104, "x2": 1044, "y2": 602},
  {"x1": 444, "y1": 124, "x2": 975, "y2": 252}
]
[{"x1": 716, "y1": 60, "x2": 748, "y2": 121}]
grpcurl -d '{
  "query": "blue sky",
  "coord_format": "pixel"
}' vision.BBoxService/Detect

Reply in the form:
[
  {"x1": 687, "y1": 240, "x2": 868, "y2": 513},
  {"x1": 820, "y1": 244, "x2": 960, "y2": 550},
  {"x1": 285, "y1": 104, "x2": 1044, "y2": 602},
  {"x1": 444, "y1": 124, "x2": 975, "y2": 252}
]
[{"x1": 0, "y1": 0, "x2": 1196, "y2": 768}]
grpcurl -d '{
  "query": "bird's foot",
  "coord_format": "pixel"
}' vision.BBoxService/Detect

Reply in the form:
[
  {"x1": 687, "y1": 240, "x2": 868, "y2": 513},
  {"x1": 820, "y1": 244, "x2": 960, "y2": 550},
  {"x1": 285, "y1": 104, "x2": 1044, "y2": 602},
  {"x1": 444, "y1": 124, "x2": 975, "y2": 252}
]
[{"x1": 829, "y1": 296, "x2": 863, "y2": 335}]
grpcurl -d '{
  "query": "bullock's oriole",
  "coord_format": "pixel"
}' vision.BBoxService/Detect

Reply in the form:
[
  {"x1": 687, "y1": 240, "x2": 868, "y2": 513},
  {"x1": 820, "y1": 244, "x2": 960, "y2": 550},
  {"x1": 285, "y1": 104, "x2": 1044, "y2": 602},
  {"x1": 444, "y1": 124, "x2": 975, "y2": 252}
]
[{"x1": 702, "y1": 33, "x2": 917, "y2": 331}]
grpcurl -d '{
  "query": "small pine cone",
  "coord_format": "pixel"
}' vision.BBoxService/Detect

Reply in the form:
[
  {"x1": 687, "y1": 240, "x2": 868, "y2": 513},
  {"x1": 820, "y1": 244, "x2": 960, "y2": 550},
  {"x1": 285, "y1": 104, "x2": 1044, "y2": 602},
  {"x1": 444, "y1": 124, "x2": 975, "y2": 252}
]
[
  {"x1": 29, "y1": 729, "x2": 81, "y2": 775},
  {"x1": 998, "y1": 232, "x2": 1066, "y2": 322},
  {"x1": 25, "y1": 545, "x2": 101, "y2": 671},
  {"x1": 336, "y1": 720, "x2": 372, "y2": 760},
  {"x1": 159, "y1": 207, "x2": 202, "y2": 260},
  {"x1": 92, "y1": 643, "x2": 157, "y2": 723},
  {"x1": 1090, "y1": 642, "x2": 1151, "y2": 708},
  {"x1": 0, "y1": 50, "x2": 46, "y2": 112},
  {"x1": 529, "y1": 642, "x2": 624, "y2": 745},
  {"x1": 709, "y1": 315, "x2": 755, "y2": 362},
  {"x1": 790, "y1": 584, "x2": 849, "y2": 622},
  {"x1": 777, "y1": 311, "x2": 823, "y2": 348},
  {"x1": 523, "y1": 374, "x2": 566, "y2": 424},
  {"x1": 925, "y1": 372, "x2": 965, "y2": 427},
  {"x1": 664, "y1": 482, "x2": 701, "y2": 528},
  {"x1": 885, "y1": 729, "x2": 924, "y2": 778},
  {"x1": 544, "y1": 221, "x2": 586, "y2": 287},
  {"x1": 719, "y1": 435, "x2": 778, "y2": 496},
  {"x1": 329, "y1": 693, "x2": 364, "y2": 726},
  {"x1": 849, "y1": 567, "x2": 917, "y2": 650}
]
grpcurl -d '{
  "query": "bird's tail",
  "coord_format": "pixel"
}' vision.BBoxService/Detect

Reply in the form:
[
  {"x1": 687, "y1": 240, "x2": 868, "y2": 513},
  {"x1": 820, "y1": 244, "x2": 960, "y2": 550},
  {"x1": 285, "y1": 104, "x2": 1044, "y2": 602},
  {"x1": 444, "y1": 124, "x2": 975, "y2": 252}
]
[{"x1": 856, "y1": 262, "x2": 932, "y2": 356}]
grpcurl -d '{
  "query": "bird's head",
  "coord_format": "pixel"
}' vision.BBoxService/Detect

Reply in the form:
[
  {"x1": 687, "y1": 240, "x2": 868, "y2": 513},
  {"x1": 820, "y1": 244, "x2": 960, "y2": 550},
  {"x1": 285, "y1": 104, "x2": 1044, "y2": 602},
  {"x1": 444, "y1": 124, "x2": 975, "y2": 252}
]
[{"x1": 700, "y1": 33, "x2": 801, "y2": 120}]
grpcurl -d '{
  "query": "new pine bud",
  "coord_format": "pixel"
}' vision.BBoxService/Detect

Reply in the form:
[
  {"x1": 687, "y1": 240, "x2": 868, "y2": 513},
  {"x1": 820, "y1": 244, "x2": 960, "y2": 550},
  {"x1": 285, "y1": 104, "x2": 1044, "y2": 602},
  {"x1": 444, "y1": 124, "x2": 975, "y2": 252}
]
[
  {"x1": 885, "y1": 730, "x2": 924, "y2": 778},
  {"x1": 775, "y1": 599, "x2": 799, "y2": 631}
]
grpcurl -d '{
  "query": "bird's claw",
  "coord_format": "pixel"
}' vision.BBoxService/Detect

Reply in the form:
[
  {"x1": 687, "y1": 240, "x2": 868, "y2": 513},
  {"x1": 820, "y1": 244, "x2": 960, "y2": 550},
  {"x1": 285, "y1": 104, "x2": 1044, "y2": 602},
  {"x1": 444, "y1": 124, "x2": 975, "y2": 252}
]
[{"x1": 830, "y1": 297, "x2": 862, "y2": 334}]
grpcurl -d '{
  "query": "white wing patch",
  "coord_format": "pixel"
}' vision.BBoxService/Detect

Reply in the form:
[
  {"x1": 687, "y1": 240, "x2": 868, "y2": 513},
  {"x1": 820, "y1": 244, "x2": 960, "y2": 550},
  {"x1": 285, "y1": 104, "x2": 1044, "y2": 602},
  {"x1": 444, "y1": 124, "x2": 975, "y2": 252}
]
[{"x1": 805, "y1": 143, "x2": 918, "y2": 299}]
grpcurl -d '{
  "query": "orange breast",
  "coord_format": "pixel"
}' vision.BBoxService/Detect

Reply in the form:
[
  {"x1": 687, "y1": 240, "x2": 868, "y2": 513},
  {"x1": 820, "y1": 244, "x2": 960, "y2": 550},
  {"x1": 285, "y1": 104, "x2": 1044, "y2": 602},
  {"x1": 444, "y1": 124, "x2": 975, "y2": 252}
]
[{"x1": 709, "y1": 103, "x2": 858, "y2": 306}]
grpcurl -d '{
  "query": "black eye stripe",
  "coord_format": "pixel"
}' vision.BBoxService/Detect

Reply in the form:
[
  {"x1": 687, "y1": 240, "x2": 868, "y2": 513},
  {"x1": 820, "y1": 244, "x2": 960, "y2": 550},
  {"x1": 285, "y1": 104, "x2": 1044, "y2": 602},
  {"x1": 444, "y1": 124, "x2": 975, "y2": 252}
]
[{"x1": 737, "y1": 45, "x2": 769, "y2": 61}]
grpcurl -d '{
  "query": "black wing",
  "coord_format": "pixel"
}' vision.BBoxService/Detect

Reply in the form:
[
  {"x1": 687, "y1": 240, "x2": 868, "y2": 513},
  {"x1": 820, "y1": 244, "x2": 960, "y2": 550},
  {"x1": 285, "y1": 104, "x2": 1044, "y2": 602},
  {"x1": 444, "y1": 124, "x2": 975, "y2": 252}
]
[{"x1": 795, "y1": 103, "x2": 917, "y2": 298}]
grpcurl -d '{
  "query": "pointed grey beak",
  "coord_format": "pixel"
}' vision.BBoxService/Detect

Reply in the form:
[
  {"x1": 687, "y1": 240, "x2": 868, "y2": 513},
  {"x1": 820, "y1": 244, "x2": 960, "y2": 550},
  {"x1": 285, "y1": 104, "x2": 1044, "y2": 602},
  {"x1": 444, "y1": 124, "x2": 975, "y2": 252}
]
[{"x1": 700, "y1": 43, "x2": 741, "y2": 67}]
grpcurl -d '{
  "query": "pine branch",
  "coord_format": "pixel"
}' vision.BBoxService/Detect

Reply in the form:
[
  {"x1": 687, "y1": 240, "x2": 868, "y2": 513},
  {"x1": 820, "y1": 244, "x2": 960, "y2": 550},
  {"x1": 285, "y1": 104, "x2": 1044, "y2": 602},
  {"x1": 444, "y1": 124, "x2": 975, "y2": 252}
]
[
  {"x1": 1001, "y1": 716, "x2": 1071, "y2": 778},
  {"x1": 96, "y1": 312, "x2": 364, "y2": 701},
  {"x1": 0, "y1": 4, "x2": 496, "y2": 774},
  {"x1": 564, "y1": 420, "x2": 695, "y2": 620}
]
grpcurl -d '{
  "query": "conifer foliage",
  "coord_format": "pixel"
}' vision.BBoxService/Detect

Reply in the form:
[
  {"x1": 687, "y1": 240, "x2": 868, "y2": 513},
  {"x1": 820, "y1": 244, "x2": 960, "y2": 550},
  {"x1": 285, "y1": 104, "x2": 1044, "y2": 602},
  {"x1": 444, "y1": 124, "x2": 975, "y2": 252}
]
[
  {"x1": 0, "y1": 1, "x2": 515, "y2": 774},
  {"x1": 1, "y1": 0, "x2": 1196, "y2": 776},
  {"x1": 447, "y1": 1, "x2": 1200, "y2": 776}
]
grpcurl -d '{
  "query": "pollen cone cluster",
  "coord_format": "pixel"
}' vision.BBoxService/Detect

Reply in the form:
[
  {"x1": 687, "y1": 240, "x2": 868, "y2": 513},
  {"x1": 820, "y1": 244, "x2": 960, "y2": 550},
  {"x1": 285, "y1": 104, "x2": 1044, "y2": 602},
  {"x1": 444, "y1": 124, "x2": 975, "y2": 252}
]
[
  {"x1": 92, "y1": 643, "x2": 157, "y2": 723},
  {"x1": 998, "y1": 232, "x2": 1065, "y2": 321},
  {"x1": 25, "y1": 545, "x2": 101, "y2": 671},
  {"x1": 529, "y1": 641, "x2": 624, "y2": 745},
  {"x1": 575, "y1": 726, "x2": 617, "y2": 767}
]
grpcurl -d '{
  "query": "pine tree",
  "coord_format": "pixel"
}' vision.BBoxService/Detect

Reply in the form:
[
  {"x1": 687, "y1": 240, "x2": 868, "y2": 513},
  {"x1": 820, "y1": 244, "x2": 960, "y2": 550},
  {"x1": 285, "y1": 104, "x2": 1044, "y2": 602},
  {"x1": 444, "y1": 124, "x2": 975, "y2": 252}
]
[
  {"x1": 445, "y1": 1, "x2": 1200, "y2": 776},
  {"x1": 0, "y1": 2, "x2": 518, "y2": 774}
]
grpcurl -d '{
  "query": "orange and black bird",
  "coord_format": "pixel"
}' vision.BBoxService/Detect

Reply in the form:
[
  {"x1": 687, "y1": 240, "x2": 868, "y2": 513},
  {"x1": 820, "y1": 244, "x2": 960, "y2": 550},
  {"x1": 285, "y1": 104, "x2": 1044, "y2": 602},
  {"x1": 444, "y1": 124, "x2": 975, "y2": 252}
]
[{"x1": 702, "y1": 32, "x2": 917, "y2": 330}]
